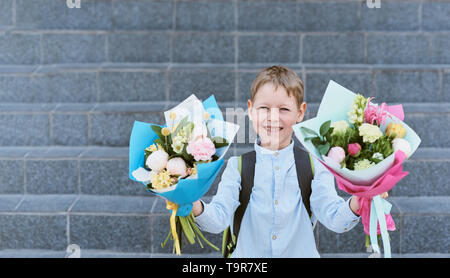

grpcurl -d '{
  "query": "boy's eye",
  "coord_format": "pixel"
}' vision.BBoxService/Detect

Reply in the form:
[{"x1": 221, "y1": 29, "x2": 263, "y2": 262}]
[
  {"x1": 280, "y1": 108, "x2": 290, "y2": 111},
  {"x1": 259, "y1": 106, "x2": 269, "y2": 110}
]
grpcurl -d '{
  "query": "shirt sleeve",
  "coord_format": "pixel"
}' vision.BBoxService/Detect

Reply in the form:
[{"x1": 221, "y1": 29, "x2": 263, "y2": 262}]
[
  {"x1": 194, "y1": 156, "x2": 241, "y2": 234},
  {"x1": 309, "y1": 156, "x2": 360, "y2": 233}
]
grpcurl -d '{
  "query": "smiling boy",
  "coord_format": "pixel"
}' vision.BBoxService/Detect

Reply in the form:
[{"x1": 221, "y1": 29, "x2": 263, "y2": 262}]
[{"x1": 192, "y1": 66, "x2": 365, "y2": 257}]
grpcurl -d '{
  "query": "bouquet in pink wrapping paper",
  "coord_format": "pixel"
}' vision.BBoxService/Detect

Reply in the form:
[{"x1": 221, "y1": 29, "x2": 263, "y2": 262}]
[{"x1": 293, "y1": 80, "x2": 421, "y2": 258}]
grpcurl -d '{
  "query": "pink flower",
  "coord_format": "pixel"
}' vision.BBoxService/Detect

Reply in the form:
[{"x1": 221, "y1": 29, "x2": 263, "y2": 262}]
[
  {"x1": 327, "y1": 146, "x2": 346, "y2": 164},
  {"x1": 364, "y1": 97, "x2": 392, "y2": 127},
  {"x1": 347, "y1": 143, "x2": 361, "y2": 157},
  {"x1": 186, "y1": 137, "x2": 216, "y2": 162},
  {"x1": 166, "y1": 157, "x2": 188, "y2": 177}
]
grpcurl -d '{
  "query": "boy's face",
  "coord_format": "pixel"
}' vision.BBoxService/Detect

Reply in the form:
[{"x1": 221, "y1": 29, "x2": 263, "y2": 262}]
[{"x1": 248, "y1": 83, "x2": 307, "y2": 150}]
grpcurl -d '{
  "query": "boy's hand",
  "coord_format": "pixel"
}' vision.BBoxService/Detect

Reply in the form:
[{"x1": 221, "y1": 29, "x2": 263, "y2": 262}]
[
  {"x1": 350, "y1": 192, "x2": 389, "y2": 216},
  {"x1": 164, "y1": 200, "x2": 203, "y2": 217},
  {"x1": 192, "y1": 200, "x2": 204, "y2": 217}
]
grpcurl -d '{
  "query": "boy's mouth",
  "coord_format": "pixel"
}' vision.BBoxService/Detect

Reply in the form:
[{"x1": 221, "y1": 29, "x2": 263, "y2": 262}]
[{"x1": 264, "y1": 126, "x2": 283, "y2": 134}]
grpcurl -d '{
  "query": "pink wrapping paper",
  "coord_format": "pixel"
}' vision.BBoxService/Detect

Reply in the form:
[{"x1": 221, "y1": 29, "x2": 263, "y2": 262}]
[{"x1": 319, "y1": 151, "x2": 409, "y2": 235}]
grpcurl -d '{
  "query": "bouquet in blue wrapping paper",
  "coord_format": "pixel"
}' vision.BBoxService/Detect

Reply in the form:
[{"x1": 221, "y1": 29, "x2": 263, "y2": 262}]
[{"x1": 129, "y1": 94, "x2": 239, "y2": 255}]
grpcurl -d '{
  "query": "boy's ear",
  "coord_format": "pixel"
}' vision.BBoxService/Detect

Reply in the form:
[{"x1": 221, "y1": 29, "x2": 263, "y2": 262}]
[
  {"x1": 247, "y1": 99, "x2": 253, "y2": 121},
  {"x1": 296, "y1": 102, "x2": 307, "y2": 122}
]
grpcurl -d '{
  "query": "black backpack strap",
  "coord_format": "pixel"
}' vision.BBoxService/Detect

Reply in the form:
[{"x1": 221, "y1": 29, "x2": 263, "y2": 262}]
[
  {"x1": 293, "y1": 146, "x2": 313, "y2": 218},
  {"x1": 233, "y1": 151, "x2": 256, "y2": 242}
]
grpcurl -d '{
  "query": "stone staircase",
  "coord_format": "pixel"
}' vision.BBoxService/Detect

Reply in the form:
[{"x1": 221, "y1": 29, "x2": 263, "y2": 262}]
[{"x1": 0, "y1": 0, "x2": 448, "y2": 258}]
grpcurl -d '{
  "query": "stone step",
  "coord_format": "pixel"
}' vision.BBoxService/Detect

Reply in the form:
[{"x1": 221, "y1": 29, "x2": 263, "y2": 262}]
[
  {"x1": 0, "y1": 194, "x2": 447, "y2": 255},
  {"x1": 0, "y1": 102, "x2": 448, "y2": 147},
  {"x1": 0, "y1": 146, "x2": 448, "y2": 197}
]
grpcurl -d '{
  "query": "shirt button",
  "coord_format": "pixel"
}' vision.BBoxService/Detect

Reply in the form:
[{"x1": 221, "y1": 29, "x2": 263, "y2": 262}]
[
  {"x1": 274, "y1": 200, "x2": 278, "y2": 205},
  {"x1": 274, "y1": 166, "x2": 279, "y2": 171},
  {"x1": 274, "y1": 152, "x2": 278, "y2": 157},
  {"x1": 272, "y1": 235, "x2": 277, "y2": 240}
]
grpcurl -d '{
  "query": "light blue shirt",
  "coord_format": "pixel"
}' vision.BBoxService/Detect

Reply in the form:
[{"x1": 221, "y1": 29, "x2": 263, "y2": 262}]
[{"x1": 195, "y1": 139, "x2": 360, "y2": 258}]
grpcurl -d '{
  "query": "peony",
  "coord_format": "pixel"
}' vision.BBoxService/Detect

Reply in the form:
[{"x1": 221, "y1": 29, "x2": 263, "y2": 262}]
[
  {"x1": 392, "y1": 138, "x2": 411, "y2": 158},
  {"x1": 326, "y1": 146, "x2": 346, "y2": 165},
  {"x1": 354, "y1": 159, "x2": 375, "y2": 171},
  {"x1": 358, "y1": 123, "x2": 383, "y2": 143},
  {"x1": 166, "y1": 157, "x2": 188, "y2": 177},
  {"x1": 347, "y1": 143, "x2": 361, "y2": 157},
  {"x1": 331, "y1": 120, "x2": 350, "y2": 135},
  {"x1": 186, "y1": 137, "x2": 216, "y2": 162},
  {"x1": 146, "y1": 149, "x2": 169, "y2": 172}
]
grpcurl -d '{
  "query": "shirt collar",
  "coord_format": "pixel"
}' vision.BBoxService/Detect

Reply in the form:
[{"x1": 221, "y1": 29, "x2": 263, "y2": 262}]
[{"x1": 254, "y1": 136, "x2": 295, "y2": 157}]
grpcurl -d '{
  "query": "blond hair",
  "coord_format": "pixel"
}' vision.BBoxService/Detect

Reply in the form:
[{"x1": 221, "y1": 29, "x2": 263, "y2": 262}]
[{"x1": 250, "y1": 65, "x2": 304, "y2": 108}]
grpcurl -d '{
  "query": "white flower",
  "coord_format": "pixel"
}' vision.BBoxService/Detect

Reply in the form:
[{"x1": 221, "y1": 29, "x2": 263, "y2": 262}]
[
  {"x1": 392, "y1": 138, "x2": 411, "y2": 158},
  {"x1": 372, "y1": 152, "x2": 384, "y2": 160},
  {"x1": 358, "y1": 123, "x2": 383, "y2": 143},
  {"x1": 146, "y1": 149, "x2": 168, "y2": 172},
  {"x1": 354, "y1": 159, "x2": 375, "y2": 171},
  {"x1": 331, "y1": 120, "x2": 350, "y2": 135},
  {"x1": 166, "y1": 157, "x2": 187, "y2": 177},
  {"x1": 171, "y1": 138, "x2": 185, "y2": 154}
]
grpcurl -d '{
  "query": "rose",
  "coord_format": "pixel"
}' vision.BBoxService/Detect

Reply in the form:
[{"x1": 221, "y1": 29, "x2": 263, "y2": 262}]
[
  {"x1": 166, "y1": 157, "x2": 188, "y2": 177},
  {"x1": 146, "y1": 149, "x2": 169, "y2": 172},
  {"x1": 347, "y1": 143, "x2": 361, "y2": 157},
  {"x1": 186, "y1": 137, "x2": 216, "y2": 162}
]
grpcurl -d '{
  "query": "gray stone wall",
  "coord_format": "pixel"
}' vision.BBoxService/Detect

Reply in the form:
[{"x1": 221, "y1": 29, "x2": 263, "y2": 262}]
[{"x1": 0, "y1": 0, "x2": 448, "y2": 257}]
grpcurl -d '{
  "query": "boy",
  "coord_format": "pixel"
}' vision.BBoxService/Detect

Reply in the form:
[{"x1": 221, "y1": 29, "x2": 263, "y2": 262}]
[{"x1": 192, "y1": 66, "x2": 369, "y2": 258}]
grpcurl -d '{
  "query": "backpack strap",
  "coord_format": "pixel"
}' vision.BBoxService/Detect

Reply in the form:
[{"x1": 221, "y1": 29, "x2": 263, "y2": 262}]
[
  {"x1": 293, "y1": 146, "x2": 314, "y2": 218},
  {"x1": 232, "y1": 151, "x2": 256, "y2": 243}
]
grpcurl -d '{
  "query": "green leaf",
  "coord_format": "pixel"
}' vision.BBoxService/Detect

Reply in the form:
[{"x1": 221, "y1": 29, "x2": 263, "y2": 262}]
[
  {"x1": 311, "y1": 137, "x2": 324, "y2": 146},
  {"x1": 150, "y1": 125, "x2": 163, "y2": 140},
  {"x1": 173, "y1": 116, "x2": 189, "y2": 137},
  {"x1": 300, "y1": 126, "x2": 318, "y2": 137},
  {"x1": 304, "y1": 136, "x2": 318, "y2": 141},
  {"x1": 317, "y1": 142, "x2": 330, "y2": 156},
  {"x1": 320, "y1": 120, "x2": 331, "y2": 137},
  {"x1": 212, "y1": 136, "x2": 229, "y2": 148}
]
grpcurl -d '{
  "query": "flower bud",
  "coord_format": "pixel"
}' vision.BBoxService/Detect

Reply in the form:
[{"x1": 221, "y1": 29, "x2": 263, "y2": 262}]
[{"x1": 347, "y1": 143, "x2": 361, "y2": 157}]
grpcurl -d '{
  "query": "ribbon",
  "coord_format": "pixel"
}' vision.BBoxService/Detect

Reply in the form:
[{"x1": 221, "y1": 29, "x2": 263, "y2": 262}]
[
  {"x1": 166, "y1": 201, "x2": 181, "y2": 255},
  {"x1": 369, "y1": 195, "x2": 392, "y2": 258}
]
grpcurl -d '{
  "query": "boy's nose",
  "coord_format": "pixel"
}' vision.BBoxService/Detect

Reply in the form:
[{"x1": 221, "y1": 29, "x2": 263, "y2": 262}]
[{"x1": 269, "y1": 108, "x2": 280, "y2": 121}]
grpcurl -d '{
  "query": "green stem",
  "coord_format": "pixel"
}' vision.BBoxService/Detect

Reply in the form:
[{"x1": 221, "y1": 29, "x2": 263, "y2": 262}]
[{"x1": 188, "y1": 214, "x2": 219, "y2": 251}]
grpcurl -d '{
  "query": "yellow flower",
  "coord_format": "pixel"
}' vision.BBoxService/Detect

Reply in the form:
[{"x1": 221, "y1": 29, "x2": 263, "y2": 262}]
[
  {"x1": 170, "y1": 112, "x2": 177, "y2": 120},
  {"x1": 161, "y1": 127, "x2": 171, "y2": 137},
  {"x1": 204, "y1": 112, "x2": 210, "y2": 120},
  {"x1": 385, "y1": 123, "x2": 406, "y2": 138},
  {"x1": 147, "y1": 144, "x2": 158, "y2": 152},
  {"x1": 150, "y1": 170, "x2": 175, "y2": 190}
]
